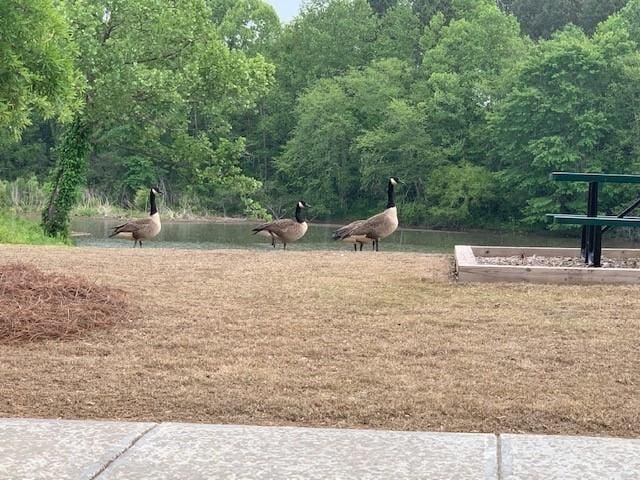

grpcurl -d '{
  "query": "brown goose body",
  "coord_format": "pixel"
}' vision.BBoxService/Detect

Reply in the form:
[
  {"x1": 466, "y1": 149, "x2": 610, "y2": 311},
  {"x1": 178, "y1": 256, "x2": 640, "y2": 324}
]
[
  {"x1": 109, "y1": 188, "x2": 162, "y2": 247},
  {"x1": 344, "y1": 207, "x2": 398, "y2": 240},
  {"x1": 252, "y1": 201, "x2": 309, "y2": 250},
  {"x1": 333, "y1": 178, "x2": 401, "y2": 251},
  {"x1": 332, "y1": 219, "x2": 373, "y2": 251}
]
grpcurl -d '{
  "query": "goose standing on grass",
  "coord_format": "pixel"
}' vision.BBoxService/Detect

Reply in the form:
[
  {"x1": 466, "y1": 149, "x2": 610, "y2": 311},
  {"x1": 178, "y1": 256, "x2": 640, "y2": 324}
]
[
  {"x1": 333, "y1": 177, "x2": 402, "y2": 252},
  {"x1": 252, "y1": 201, "x2": 309, "y2": 250},
  {"x1": 332, "y1": 219, "x2": 373, "y2": 251},
  {"x1": 109, "y1": 187, "x2": 162, "y2": 247}
]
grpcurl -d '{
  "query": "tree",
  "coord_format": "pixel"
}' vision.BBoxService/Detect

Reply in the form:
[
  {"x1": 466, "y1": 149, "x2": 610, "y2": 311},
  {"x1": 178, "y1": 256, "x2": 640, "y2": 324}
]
[
  {"x1": 0, "y1": 118, "x2": 56, "y2": 181},
  {"x1": 0, "y1": 0, "x2": 80, "y2": 139},
  {"x1": 42, "y1": 118, "x2": 89, "y2": 236},
  {"x1": 276, "y1": 79, "x2": 361, "y2": 216},
  {"x1": 375, "y1": 1, "x2": 422, "y2": 62},
  {"x1": 605, "y1": 0, "x2": 640, "y2": 45},
  {"x1": 411, "y1": 0, "x2": 455, "y2": 26},
  {"x1": 408, "y1": 1, "x2": 528, "y2": 224},
  {"x1": 273, "y1": 0, "x2": 378, "y2": 93},
  {"x1": 278, "y1": 59, "x2": 414, "y2": 216},
  {"x1": 235, "y1": 0, "x2": 381, "y2": 208},
  {"x1": 209, "y1": 0, "x2": 281, "y2": 54},
  {"x1": 42, "y1": 0, "x2": 275, "y2": 235},
  {"x1": 490, "y1": 26, "x2": 640, "y2": 225},
  {"x1": 501, "y1": 0, "x2": 628, "y2": 39},
  {"x1": 369, "y1": 0, "x2": 398, "y2": 15}
]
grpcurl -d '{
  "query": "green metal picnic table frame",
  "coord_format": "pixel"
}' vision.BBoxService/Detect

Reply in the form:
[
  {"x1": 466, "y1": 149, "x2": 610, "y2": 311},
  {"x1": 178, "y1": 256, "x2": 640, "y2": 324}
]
[{"x1": 548, "y1": 172, "x2": 640, "y2": 267}]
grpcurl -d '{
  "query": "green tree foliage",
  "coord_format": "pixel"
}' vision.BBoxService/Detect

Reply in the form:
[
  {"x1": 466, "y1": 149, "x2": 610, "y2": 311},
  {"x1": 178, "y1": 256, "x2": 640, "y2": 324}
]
[
  {"x1": 416, "y1": 0, "x2": 529, "y2": 163},
  {"x1": 278, "y1": 58, "x2": 414, "y2": 216},
  {"x1": 368, "y1": 0, "x2": 398, "y2": 15},
  {"x1": 209, "y1": 0, "x2": 281, "y2": 53},
  {"x1": 0, "y1": 118, "x2": 55, "y2": 180},
  {"x1": 233, "y1": 0, "x2": 392, "y2": 208},
  {"x1": 501, "y1": 0, "x2": 628, "y2": 39},
  {"x1": 412, "y1": 0, "x2": 455, "y2": 25},
  {"x1": 490, "y1": 26, "x2": 640, "y2": 225},
  {"x1": 0, "y1": 0, "x2": 81, "y2": 139},
  {"x1": 277, "y1": 79, "x2": 360, "y2": 216},
  {"x1": 278, "y1": 1, "x2": 528, "y2": 226},
  {"x1": 5, "y1": 0, "x2": 640, "y2": 233},
  {"x1": 40, "y1": 0, "x2": 275, "y2": 235},
  {"x1": 605, "y1": 0, "x2": 640, "y2": 44},
  {"x1": 375, "y1": 1, "x2": 422, "y2": 61},
  {"x1": 274, "y1": 0, "x2": 379, "y2": 92}
]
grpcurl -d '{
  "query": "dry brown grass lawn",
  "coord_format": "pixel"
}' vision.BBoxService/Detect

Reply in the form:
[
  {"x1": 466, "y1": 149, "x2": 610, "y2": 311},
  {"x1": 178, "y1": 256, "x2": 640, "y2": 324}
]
[{"x1": 0, "y1": 244, "x2": 638, "y2": 437}]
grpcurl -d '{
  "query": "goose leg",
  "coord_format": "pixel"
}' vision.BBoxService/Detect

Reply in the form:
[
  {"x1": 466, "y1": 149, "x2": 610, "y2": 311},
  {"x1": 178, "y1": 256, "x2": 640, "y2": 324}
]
[
  {"x1": 353, "y1": 244, "x2": 357, "y2": 252},
  {"x1": 139, "y1": 240, "x2": 143, "y2": 248},
  {"x1": 133, "y1": 240, "x2": 137, "y2": 248},
  {"x1": 359, "y1": 242, "x2": 363, "y2": 251},
  {"x1": 283, "y1": 242, "x2": 287, "y2": 251}
]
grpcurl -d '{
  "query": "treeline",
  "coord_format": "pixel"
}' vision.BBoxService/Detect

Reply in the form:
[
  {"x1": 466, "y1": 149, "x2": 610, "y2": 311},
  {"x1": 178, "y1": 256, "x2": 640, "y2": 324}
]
[{"x1": 2, "y1": 0, "x2": 640, "y2": 233}]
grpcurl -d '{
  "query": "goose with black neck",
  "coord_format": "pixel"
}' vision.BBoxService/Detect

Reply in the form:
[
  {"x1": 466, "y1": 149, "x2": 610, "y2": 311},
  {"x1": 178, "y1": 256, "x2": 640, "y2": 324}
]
[
  {"x1": 333, "y1": 177, "x2": 402, "y2": 251},
  {"x1": 252, "y1": 201, "x2": 310, "y2": 250},
  {"x1": 109, "y1": 187, "x2": 162, "y2": 248}
]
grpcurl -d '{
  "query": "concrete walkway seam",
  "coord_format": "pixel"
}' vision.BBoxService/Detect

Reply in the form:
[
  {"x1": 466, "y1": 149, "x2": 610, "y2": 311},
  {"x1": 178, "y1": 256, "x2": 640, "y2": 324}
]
[
  {"x1": 496, "y1": 434, "x2": 503, "y2": 480},
  {"x1": 90, "y1": 423, "x2": 159, "y2": 480}
]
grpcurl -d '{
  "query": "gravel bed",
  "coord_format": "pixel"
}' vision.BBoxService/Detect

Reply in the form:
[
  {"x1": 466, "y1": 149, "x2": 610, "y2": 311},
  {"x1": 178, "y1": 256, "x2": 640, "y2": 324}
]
[{"x1": 476, "y1": 255, "x2": 640, "y2": 268}]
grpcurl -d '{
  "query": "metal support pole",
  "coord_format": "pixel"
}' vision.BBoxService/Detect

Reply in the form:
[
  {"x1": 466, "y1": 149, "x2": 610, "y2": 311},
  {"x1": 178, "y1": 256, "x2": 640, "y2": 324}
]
[{"x1": 586, "y1": 182, "x2": 600, "y2": 267}]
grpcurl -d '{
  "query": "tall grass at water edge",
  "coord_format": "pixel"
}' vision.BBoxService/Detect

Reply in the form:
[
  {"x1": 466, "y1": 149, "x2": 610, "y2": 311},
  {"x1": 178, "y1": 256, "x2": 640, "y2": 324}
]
[
  {"x1": 0, "y1": 176, "x2": 48, "y2": 213},
  {"x1": 0, "y1": 177, "x2": 197, "y2": 219}
]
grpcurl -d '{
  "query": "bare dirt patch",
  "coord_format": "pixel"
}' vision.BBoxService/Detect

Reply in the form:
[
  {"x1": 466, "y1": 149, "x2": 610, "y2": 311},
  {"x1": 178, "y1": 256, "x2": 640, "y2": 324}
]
[
  {"x1": 0, "y1": 245, "x2": 638, "y2": 438},
  {"x1": 0, "y1": 263, "x2": 131, "y2": 343}
]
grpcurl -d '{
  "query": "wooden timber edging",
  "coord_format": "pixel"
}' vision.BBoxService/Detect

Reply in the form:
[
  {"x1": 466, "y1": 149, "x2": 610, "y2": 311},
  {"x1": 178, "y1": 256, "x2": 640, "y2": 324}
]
[{"x1": 455, "y1": 245, "x2": 640, "y2": 284}]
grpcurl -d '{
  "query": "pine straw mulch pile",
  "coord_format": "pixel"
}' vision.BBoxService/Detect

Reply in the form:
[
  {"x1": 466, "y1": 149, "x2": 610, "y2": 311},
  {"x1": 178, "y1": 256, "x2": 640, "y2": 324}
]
[{"x1": 0, "y1": 263, "x2": 130, "y2": 343}]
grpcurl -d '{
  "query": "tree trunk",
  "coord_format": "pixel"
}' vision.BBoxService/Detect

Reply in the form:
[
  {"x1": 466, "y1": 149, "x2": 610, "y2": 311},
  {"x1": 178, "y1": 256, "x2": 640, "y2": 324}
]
[{"x1": 42, "y1": 118, "x2": 90, "y2": 237}]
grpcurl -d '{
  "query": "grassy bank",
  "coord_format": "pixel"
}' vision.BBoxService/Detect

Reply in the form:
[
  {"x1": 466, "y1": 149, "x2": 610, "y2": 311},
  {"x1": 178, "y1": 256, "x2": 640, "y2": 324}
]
[
  {"x1": 0, "y1": 211, "x2": 68, "y2": 245},
  {"x1": 0, "y1": 246, "x2": 638, "y2": 437}
]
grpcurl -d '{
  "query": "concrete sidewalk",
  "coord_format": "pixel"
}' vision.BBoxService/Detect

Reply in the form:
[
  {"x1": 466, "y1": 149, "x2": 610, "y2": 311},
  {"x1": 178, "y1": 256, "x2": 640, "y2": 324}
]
[{"x1": 0, "y1": 418, "x2": 638, "y2": 479}]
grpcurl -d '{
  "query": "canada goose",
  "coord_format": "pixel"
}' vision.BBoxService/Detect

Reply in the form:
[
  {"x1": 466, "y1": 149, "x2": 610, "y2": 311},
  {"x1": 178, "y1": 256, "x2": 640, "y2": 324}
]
[
  {"x1": 109, "y1": 187, "x2": 162, "y2": 247},
  {"x1": 333, "y1": 177, "x2": 402, "y2": 252},
  {"x1": 252, "y1": 201, "x2": 309, "y2": 250},
  {"x1": 332, "y1": 219, "x2": 373, "y2": 251}
]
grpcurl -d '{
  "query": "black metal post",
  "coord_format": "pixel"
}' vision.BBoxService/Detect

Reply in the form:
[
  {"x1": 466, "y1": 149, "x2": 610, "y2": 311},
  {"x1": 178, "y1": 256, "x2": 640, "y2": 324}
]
[
  {"x1": 586, "y1": 182, "x2": 600, "y2": 267},
  {"x1": 592, "y1": 226, "x2": 602, "y2": 266}
]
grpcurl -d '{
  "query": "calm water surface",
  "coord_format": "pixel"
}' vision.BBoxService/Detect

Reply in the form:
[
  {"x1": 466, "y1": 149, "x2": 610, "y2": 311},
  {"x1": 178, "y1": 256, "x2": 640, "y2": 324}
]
[{"x1": 70, "y1": 217, "x2": 640, "y2": 253}]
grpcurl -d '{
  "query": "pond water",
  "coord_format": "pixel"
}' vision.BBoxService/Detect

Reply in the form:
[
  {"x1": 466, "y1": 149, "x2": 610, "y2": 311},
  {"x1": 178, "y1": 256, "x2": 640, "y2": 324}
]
[{"x1": 70, "y1": 217, "x2": 640, "y2": 253}]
